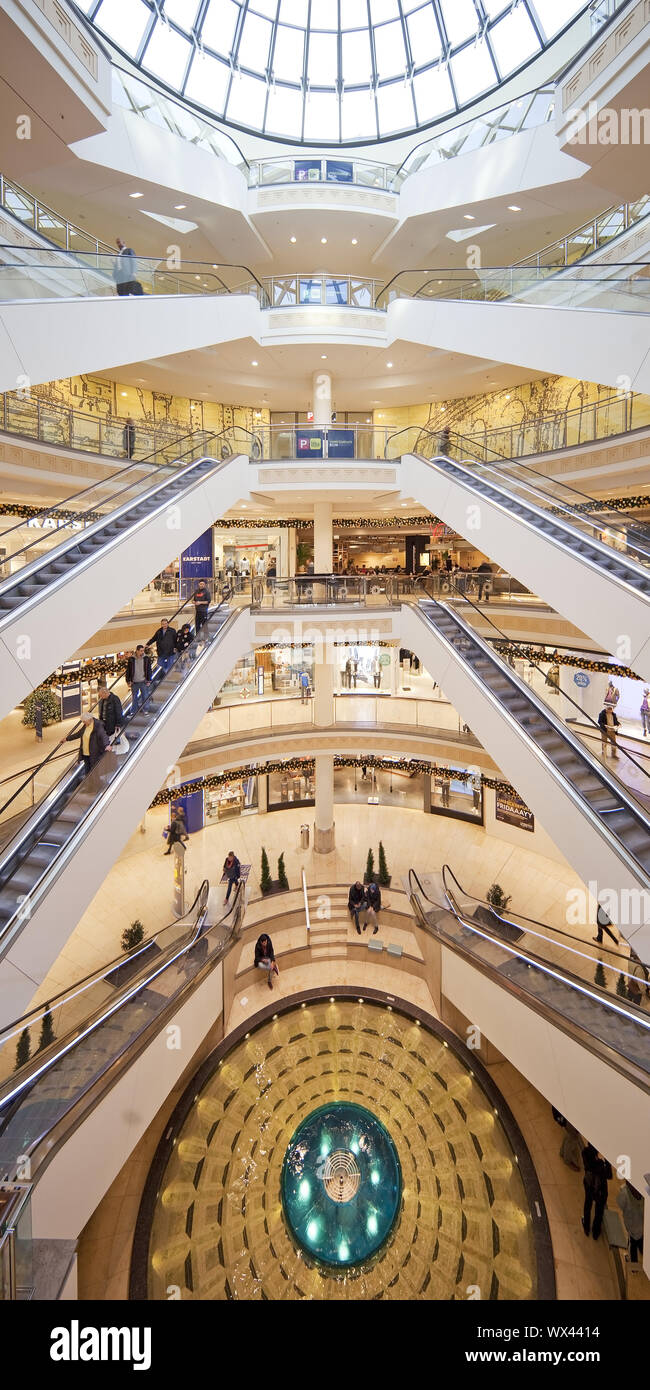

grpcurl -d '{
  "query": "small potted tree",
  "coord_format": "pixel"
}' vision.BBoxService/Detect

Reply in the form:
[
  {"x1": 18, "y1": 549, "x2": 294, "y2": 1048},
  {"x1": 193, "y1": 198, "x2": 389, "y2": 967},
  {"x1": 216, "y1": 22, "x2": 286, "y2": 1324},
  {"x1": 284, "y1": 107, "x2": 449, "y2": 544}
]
[
  {"x1": 121, "y1": 920, "x2": 145, "y2": 953},
  {"x1": 277, "y1": 853, "x2": 289, "y2": 892},
  {"x1": 377, "y1": 841, "x2": 391, "y2": 888},
  {"x1": 475, "y1": 882, "x2": 522, "y2": 942},
  {"x1": 15, "y1": 1027, "x2": 31, "y2": 1071},
  {"x1": 260, "y1": 847, "x2": 273, "y2": 896},
  {"x1": 364, "y1": 848, "x2": 375, "y2": 885},
  {"x1": 37, "y1": 1004, "x2": 55, "y2": 1053},
  {"x1": 486, "y1": 883, "x2": 511, "y2": 915}
]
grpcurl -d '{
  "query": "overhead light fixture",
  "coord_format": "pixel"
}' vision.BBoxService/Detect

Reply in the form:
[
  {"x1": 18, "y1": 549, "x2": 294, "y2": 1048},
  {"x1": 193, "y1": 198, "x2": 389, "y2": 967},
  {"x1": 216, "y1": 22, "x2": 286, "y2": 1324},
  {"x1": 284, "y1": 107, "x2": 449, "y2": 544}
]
[
  {"x1": 320, "y1": 236, "x2": 328, "y2": 244},
  {"x1": 290, "y1": 235, "x2": 297, "y2": 243},
  {"x1": 386, "y1": 362, "x2": 393, "y2": 368},
  {"x1": 463, "y1": 213, "x2": 474, "y2": 220},
  {"x1": 321, "y1": 354, "x2": 327, "y2": 359},
  {"x1": 251, "y1": 360, "x2": 259, "y2": 366},
  {"x1": 120, "y1": 391, "x2": 128, "y2": 397},
  {"x1": 351, "y1": 238, "x2": 358, "y2": 245},
  {"x1": 129, "y1": 192, "x2": 143, "y2": 199},
  {"x1": 508, "y1": 205, "x2": 522, "y2": 212},
  {"x1": 174, "y1": 204, "x2": 186, "y2": 210}
]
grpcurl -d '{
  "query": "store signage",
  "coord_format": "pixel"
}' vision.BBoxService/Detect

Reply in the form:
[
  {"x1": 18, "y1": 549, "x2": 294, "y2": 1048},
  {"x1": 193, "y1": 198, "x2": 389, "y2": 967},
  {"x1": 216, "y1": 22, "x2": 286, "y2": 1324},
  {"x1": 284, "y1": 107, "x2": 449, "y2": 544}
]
[
  {"x1": 495, "y1": 788, "x2": 535, "y2": 833},
  {"x1": 296, "y1": 430, "x2": 323, "y2": 458},
  {"x1": 573, "y1": 672, "x2": 590, "y2": 687},
  {"x1": 379, "y1": 652, "x2": 391, "y2": 666},
  {"x1": 27, "y1": 516, "x2": 82, "y2": 530},
  {"x1": 327, "y1": 429, "x2": 355, "y2": 460},
  {"x1": 180, "y1": 528, "x2": 214, "y2": 594}
]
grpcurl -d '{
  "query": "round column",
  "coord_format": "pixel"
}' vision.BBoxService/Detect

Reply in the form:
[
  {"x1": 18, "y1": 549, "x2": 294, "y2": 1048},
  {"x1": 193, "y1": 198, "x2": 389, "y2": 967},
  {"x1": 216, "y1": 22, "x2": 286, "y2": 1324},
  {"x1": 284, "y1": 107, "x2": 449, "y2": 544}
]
[
  {"x1": 314, "y1": 502, "x2": 333, "y2": 573},
  {"x1": 314, "y1": 754, "x2": 335, "y2": 853},
  {"x1": 314, "y1": 661, "x2": 334, "y2": 726},
  {"x1": 312, "y1": 370, "x2": 332, "y2": 427}
]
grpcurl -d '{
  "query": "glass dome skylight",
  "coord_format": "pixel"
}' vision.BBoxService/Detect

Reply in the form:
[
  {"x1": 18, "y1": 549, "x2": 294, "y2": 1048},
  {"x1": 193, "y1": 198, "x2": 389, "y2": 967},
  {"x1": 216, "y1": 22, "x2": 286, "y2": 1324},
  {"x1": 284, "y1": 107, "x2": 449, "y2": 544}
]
[{"x1": 78, "y1": 0, "x2": 589, "y2": 144}]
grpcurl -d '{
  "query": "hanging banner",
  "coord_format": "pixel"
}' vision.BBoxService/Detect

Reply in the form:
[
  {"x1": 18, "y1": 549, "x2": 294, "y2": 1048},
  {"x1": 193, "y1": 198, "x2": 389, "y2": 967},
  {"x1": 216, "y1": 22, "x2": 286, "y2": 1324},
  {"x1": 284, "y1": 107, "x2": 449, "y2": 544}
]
[
  {"x1": 495, "y1": 788, "x2": 535, "y2": 833},
  {"x1": 180, "y1": 527, "x2": 213, "y2": 598}
]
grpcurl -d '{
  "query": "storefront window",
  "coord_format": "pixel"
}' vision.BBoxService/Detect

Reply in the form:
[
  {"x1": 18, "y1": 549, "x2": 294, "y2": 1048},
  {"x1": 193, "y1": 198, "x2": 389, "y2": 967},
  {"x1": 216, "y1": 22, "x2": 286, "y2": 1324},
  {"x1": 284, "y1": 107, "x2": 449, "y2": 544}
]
[
  {"x1": 334, "y1": 762, "x2": 424, "y2": 810},
  {"x1": 429, "y1": 763, "x2": 483, "y2": 824},
  {"x1": 267, "y1": 768, "x2": 315, "y2": 809},
  {"x1": 204, "y1": 776, "x2": 258, "y2": 823}
]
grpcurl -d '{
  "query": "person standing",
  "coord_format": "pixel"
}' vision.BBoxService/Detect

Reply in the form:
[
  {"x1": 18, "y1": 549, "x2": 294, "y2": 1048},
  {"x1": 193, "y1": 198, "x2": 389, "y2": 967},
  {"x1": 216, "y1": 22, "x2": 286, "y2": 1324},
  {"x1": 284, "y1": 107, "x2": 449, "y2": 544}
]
[
  {"x1": 365, "y1": 880, "x2": 381, "y2": 936},
  {"x1": 604, "y1": 680, "x2": 620, "y2": 710},
  {"x1": 123, "y1": 417, "x2": 136, "y2": 459},
  {"x1": 65, "y1": 713, "x2": 109, "y2": 776},
  {"x1": 641, "y1": 688, "x2": 650, "y2": 737},
  {"x1": 192, "y1": 579, "x2": 211, "y2": 632},
  {"x1": 617, "y1": 1181, "x2": 644, "y2": 1268},
  {"x1": 581, "y1": 1144, "x2": 612, "y2": 1240},
  {"x1": 148, "y1": 618, "x2": 177, "y2": 676},
  {"x1": 97, "y1": 685, "x2": 124, "y2": 740},
  {"x1": 475, "y1": 561, "x2": 492, "y2": 602},
  {"x1": 223, "y1": 850, "x2": 241, "y2": 903},
  {"x1": 598, "y1": 704, "x2": 620, "y2": 759},
  {"x1": 113, "y1": 238, "x2": 143, "y2": 296},
  {"x1": 254, "y1": 933, "x2": 279, "y2": 990},
  {"x1": 125, "y1": 644, "x2": 152, "y2": 712}
]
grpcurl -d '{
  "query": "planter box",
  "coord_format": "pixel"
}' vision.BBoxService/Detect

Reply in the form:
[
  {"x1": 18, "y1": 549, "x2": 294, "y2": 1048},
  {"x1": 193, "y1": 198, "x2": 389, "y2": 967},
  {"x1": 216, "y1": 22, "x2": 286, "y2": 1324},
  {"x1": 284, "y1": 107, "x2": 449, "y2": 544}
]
[
  {"x1": 261, "y1": 879, "x2": 291, "y2": 897},
  {"x1": 363, "y1": 873, "x2": 392, "y2": 888}
]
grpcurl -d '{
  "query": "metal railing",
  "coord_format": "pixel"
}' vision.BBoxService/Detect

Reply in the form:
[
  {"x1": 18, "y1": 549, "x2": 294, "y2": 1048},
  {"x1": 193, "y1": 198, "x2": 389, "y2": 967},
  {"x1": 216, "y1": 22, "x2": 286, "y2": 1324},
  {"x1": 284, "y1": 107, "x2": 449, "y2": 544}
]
[
  {"x1": 374, "y1": 261, "x2": 650, "y2": 313},
  {"x1": 251, "y1": 574, "x2": 397, "y2": 609},
  {"x1": 262, "y1": 271, "x2": 381, "y2": 309},
  {"x1": 0, "y1": 246, "x2": 269, "y2": 306},
  {"x1": 396, "y1": 392, "x2": 650, "y2": 462},
  {"x1": 111, "y1": 64, "x2": 249, "y2": 173},
  {"x1": 251, "y1": 154, "x2": 394, "y2": 192},
  {"x1": 513, "y1": 194, "x2": 650, "y2": 271},
  {"x1": 0, "y1": 172, "x2": 113, "y2": 259},
  {"x1": 0, "y1": 390, "x2": 192, "y2": 462},
  {"x1": 392, "y1": 84, "x2": 555, "y2": 190}
]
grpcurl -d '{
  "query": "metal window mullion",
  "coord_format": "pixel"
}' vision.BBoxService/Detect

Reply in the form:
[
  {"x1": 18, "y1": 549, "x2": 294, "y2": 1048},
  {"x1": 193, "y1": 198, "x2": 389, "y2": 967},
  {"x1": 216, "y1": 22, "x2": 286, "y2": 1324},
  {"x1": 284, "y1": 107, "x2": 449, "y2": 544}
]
[
  {"x1": 135, "y1": 1, "x2": 158, "y2": 66},
  {"x1": 523, "y1": 0, "x2": 546, "y2": 48}
]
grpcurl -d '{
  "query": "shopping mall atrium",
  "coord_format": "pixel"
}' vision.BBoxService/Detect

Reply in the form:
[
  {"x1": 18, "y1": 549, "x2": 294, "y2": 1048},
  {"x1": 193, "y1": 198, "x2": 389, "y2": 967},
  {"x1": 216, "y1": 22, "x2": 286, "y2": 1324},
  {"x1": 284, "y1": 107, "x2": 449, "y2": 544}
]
[{"x1": 0, "y1": 0, "x2": 649, "y2": 1309}]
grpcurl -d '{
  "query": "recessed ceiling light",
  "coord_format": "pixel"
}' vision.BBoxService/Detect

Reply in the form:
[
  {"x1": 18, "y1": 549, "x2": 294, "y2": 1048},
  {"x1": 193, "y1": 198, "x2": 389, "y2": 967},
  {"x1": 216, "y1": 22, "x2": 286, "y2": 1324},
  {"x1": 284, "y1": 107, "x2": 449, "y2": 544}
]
[
  {"x1": 174, "y1": 204, "x2": 186, "y2": 210},
  {"x1": 508, "y1": 205, "x2": 522, "y2": 212},
  {"x1": 320, "y1": 236, "x2": 327, "y2": 244},
  {"x1": 129, "y1": 192, "x2": 143, "y2": 199},
  {"x1": 251, "y1": 360, "x2": 258, "y2": 366},
  {"x1": 386, "y1": 362, "x2": 393, "y2": 368},
  {"x1": 321, "y1": 354, "x2": 327, "y2": 359},
  {"x1": 505, "y1": 393, "x2": 511, "y2": 399},
  {"x1": 290, "y1": 235, "x2": 297, "y2": 243},
  {"x1": 120, "y1": 391, "x2": 128, "y2": 397},
  {"x1": 463, "y1": 213, "x2": 474, "y2": 220},
  {"x1": 351, "y1": 238, "x2": 358, "y2": 245}
]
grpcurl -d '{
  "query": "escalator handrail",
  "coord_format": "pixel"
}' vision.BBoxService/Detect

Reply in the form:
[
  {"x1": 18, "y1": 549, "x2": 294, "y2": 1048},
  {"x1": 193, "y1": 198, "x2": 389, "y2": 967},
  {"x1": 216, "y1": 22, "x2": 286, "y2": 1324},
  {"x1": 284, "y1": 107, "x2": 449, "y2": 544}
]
[
  {"x1": 439, "y1": 575, "x2": 650, "y2": 794},
  {"x1": 0, "y1": 426, "x2": 259, "y2": 580},
  {"x1": 0, "y1": 246, "x2": 268, "y2": 298},
  {"x1": 440, "y1": 862, "x2": 649, "y2": 978},
  {"x1": 409, "y1": 868, "x2": 650, "y2": 1035},
  {"x1": 0, "y1": 881, "x2": 243, "y2": 1147},
  {"x1": 393, "y1": 426, "x2": 650, "y2": 571},
  {"x1": 412, "y1": 597, "x2": 650, "y2": 885},
  {"x1": 0, "y1": 879, "x2": 210, "y2": 1046}
]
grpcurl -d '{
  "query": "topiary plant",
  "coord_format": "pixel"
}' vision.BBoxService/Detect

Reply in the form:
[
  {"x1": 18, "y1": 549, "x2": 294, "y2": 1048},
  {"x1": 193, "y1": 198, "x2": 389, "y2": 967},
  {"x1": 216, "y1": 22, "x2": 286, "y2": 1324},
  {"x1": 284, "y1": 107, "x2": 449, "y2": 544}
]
[
  {"x1": 15, "y1": 1027, "x2": 31, "y2": 1071},
  {"x1": 377, "y1": 841, "x2": 390, "y2": 887},
  {"x1": 121, "y1": 920, "x2": 145, "y2": 953},
  {"x1": 616, "y1": 972, "x2": 628, "y2": 998},
  {"x1": 594, "y1": 961, "x2": 607, "y2": 990},
  {"x1": 37, "y1": 1004, "x2": 55, "y2": 1052},
  {"x1": 260, "y1": 847, "x2": 273, "y2": 896},
  {"x1": 486, "y1": 883, "x2": 511, "y2": 914},
  {"x1": 277, "y1": 853, "x2": 289, "y2": 891},
  {"x1": 365, "y1": 848, "x2": 375, "y2": 884},
  {"x1": 22, "y1": 687, "x2": 61, "y2": 728}
]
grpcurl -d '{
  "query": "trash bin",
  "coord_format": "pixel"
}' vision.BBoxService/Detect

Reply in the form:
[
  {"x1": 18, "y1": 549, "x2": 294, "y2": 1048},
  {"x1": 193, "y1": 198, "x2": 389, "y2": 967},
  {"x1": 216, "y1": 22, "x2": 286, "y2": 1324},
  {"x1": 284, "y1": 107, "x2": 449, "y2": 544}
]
[{"x1": 300, "y1": 824, "x2": 310, "y2": 849}]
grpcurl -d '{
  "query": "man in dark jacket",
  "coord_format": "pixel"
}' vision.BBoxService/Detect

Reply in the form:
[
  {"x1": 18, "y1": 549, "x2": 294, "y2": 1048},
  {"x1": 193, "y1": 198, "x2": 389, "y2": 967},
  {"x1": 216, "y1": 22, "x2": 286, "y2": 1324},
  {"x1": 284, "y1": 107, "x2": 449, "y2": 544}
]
[
  {"x1": 598, "y1": 705, "x2": 620, "y2": 759},
  {"x1": 581, "y1": 1144, "x2": 612, "y2": 1240},
  {"x1": 66, "y1": 714, "x2": 109, "y2": 775},
  {"x1": 365, "y1": 881, "x2": 381, "y2": 935},
  {"x1": 164, "y1": 806, "x2": 188, "y2": 856},
  {"x1": 348, "y1": 880, "x2": 365, "y2": 934},
  {"x1": 97, "y1": 685, "x2": 124, "y2": 738},
  {"x1": 125, "y1": 645, "x2": 152, "y2": 712},
  {"x1": 193, "y1": 580, "x2": 211, "y2": 632},
  {"x1": 254, "y1": 933, "x2": 278, "y2": 989},
  {"x1": 223, "y1": 850, "x2": 241, "y2": 903},
  {"x1": 148, "y1": 618, "x2": 177, "y2": 676}
]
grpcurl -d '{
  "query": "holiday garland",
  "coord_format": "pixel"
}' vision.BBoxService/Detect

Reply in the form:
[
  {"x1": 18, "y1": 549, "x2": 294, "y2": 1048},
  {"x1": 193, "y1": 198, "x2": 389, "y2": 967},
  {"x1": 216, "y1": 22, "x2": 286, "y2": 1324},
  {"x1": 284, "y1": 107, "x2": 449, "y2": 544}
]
[{"x1": 491, "y1": 640, "x2": 642, "y2": 681}]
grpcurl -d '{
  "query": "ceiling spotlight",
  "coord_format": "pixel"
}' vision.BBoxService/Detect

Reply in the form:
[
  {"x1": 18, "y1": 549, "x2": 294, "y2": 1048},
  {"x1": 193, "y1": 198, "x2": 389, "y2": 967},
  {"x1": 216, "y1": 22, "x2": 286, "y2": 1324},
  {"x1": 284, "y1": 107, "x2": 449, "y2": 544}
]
[
  {"x1": 174, "y1": 204, "x2": 186, "y2": 210},
  {"x1": 251, "y1": 360, "x2": 259, "y2": 366},
  {"x1": 129, "y1": 192, "x2": 143, "y2": 199},
  {"x1": 120, "y1": 391, "x2": 128, "y2": 397},
  {"x1": 386, "y1": 361, "x2": 393, "y2": 368},
  {"x1": 321, "y1": 354, "x2": 327, "y2": 359},
  {"x1": 508, "y1": 205, "x2": 522, "y2": 212},
  {"x1": 351, "y1": 238, "x2": 358, "y2": 245},
  {"x1": 320, "y1": 236, "x2": 328, "y2": 244},
  {"x1": 463, "y1": 213, "x2": 475, "y2": 220},
  {"x1": 290, "y1": 235, "x2": 297, "y2": 243}
]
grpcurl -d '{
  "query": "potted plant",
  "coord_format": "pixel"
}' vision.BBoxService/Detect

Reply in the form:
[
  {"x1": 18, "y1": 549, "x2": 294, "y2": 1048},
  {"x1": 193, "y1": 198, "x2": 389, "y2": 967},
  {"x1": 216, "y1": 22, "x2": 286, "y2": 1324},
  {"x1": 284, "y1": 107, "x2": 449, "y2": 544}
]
[
  {"x1": 121, "y1": 920, "x2": 145, "y2": 953},
  {"x1": 486, "y1": 883, "x2": 511, "y2": 915},
  {"x1": 277, "y1": 853, "x2": 289, "y2": 892},
  {"x1": 296, "y1": 541, "x2": 311, "y2": 572},
  {"x1": 37, "y1": 1004, "x2": 55, "y2": 1052},
  {"x1": 364, "y1": 848, "x2": 375, "y2": 884},
  {"x1": 594, "y1": 961, "x2": 607, "y2": 990},
  {"x1": 260, "y1": 847, "x2": 273, "y2": 896},
  {"x1": 616, "y1": 972, "x2": 628, "y2": 998},
  {"x1": 377, "y1": 841, "x2": 391, "y2": 888},
  {"x1": 15, "y1": 1027, "x2": 31, "y2": 1071}
]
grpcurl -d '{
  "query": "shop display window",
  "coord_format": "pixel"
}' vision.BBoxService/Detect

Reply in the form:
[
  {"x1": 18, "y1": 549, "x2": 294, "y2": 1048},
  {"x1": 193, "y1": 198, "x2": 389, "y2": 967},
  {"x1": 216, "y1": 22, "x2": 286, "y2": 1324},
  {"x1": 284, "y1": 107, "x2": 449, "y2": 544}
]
[
  {"x1": 204, "y1": 776, "x2": 258, "y2": 823},
  {"x1": 429, "y1": 763, "x2": 483, "y2": 824},
  {"x1": 267, "y1": 769, "x2": 315, "y2": 810}
]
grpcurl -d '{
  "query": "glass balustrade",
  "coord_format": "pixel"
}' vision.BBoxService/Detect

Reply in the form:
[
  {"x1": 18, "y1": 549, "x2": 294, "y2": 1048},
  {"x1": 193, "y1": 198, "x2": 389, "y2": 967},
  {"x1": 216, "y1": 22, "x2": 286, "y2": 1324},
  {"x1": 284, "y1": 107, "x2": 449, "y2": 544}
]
[
  {"x1": 375, "y1": 262, "x2": 650, "y2": 313},
  {"x1": 0, "y1": 248, "x2": 268, "y2": 306}
]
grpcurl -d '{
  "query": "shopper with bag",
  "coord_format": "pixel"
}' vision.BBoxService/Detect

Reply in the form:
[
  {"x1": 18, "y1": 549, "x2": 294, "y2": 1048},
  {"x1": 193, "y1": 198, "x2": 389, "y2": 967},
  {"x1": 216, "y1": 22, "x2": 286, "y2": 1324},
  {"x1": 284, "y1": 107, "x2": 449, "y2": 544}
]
[
  {"x1": 97, "y1": 685, "x2": 125, "y2": 745},
  {"x1": 164, "y1": 806, "x2": 188, "y2": 856}
]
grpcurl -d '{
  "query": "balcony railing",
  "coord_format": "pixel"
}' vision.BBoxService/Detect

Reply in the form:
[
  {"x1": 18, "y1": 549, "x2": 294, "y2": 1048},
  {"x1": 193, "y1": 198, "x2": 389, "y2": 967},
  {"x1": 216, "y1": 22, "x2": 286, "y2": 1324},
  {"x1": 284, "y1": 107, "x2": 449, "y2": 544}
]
[
  {"x1": 0, "y1": 173, "x2": 112, "y2": 259},
  {"x1": 513, "y1": 194, "x2": 650, "y2": 272},
  {"x1": 0, "y1": 247, "x2": 269, "y2": 306},
  {"x1": 262, "y1": 272, "x2": 382, "y2": 309}
]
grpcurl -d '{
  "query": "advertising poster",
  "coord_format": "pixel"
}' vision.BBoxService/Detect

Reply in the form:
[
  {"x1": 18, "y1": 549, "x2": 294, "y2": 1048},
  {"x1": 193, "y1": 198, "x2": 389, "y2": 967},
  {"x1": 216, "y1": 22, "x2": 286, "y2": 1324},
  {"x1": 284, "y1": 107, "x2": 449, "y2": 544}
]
[{"x1": 495, "y1": 787, "x2": 535, "y2": 832}]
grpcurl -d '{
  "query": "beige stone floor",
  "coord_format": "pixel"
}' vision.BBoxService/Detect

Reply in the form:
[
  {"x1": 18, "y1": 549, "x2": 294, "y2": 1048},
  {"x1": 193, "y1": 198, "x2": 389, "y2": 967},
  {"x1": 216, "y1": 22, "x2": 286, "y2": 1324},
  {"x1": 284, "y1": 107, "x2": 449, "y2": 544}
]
[
  {"x1": 76, "y1": 958, "x2": 638, "y2": 1303},
  {"x1": 22, "y1": 800, "x2": 598, "y2": 1015}
]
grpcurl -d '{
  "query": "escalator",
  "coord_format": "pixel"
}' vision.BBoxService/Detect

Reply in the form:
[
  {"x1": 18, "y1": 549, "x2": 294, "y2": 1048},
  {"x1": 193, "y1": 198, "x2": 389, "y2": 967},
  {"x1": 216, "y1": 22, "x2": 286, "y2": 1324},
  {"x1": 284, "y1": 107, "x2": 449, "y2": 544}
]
[
  {"x1": 404, "y1": 597, "x2": 650, "y2": 953},
  {"x1": 0, "y1": 876, "x2": 245, "y2": 1190},
  {"x1": 0, "y1": 597, "x2": 252, "y2": 1026},
  {"x1": 398, "y1": 433, "x2": 650, "y2": 678},
  {"x1": 0, "y1": 431, "x2": 252, "y2": 717}
]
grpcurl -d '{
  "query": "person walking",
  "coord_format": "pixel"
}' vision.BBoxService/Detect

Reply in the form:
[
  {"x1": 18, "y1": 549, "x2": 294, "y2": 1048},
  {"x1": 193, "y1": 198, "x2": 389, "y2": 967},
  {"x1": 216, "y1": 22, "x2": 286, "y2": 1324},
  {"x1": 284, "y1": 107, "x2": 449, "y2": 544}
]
[
  {"x1": 125, "y1": 644, "x2": 152, "y2": 713},
  {"x1": 164, "y1": 806, "x2": 188, "y2": 855},
  {"x1": 617, "y1": 1181, "x2": 645, "y2": 1268},
  {"x1": 475, "y1": 561, "x2": 492, "y2": 602},
  {"x1": 641, "y1": 688, "x2": 650, "y2": 737},
  {"x1": 148, "y1": 618, "x2": 177, "y2": 676},
  {"x1": 176, "y1": 622, "x2": 193, "y2": 668},
  {"x1": 365, "y1": 880, "x2": 381, "y2": 936},
  {"x1": 581, "y1": 1143, "x2": 612, "y2": 1240},
  {"x1": 65, "y1": 713, "x2": 109, "y2": 776},
  {"x1": 223, "y1": 850, "x2": 241, "y2": 903},
  {"x1": 192, "y1": 580, "x2": 211, "y2": 632},
  {"x1": 348, "y1": 880, "x2": 365, "y2": 934},
  {"x1": 598, "y1": 704, "x2": 620, "y2": 759},
  {"x1": 593, "y1": 901, "x2": 619, "y2": 947},
  {"x1": 254, "y1": 933, "x2": 279, "y2": 990},
  {"x1": 300, "y1": 669, "x2": 311, "y2": 704},
  {"x1": 97, "y1": 685, "x2": 124, "y2": 741},
  {"x1": 113, "y1": 238, "x2": 143, "y2": 296},
  {"x1": 123, "y1": 417, "x2": 136, "y2": 459}
]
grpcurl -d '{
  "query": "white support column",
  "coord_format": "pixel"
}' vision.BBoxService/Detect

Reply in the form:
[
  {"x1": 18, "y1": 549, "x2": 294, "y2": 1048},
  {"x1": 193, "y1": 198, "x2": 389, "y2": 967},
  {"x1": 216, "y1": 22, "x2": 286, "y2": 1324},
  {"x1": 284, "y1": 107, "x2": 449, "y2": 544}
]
[
  {"x1": 314, "y1": 661, "x2": 334, "y2": 726},
  {"x1": 313, "y1": 501, "x2": 333, "y2": 573},
  {"x1": 312, "y1": 369, "x2": 332, "y2": 427},
  {"x1": 314, "y1": 754, "x2": 335, "y2": 853}
]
